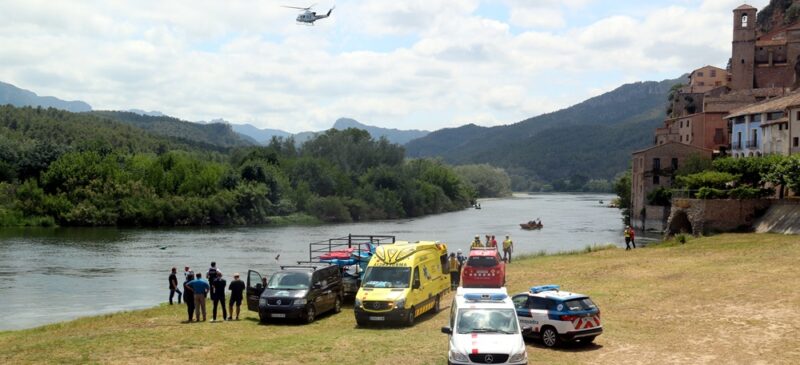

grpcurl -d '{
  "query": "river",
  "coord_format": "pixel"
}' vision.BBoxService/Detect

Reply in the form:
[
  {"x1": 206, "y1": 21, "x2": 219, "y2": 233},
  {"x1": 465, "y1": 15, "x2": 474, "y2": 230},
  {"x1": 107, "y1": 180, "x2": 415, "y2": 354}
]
[{"x1": 0, "y1": 193, "x2": 654, "y2": 330}]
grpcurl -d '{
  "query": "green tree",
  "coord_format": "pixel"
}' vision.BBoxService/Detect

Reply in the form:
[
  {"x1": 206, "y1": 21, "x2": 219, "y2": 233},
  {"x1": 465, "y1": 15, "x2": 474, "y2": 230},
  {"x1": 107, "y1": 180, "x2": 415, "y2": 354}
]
[{"x1": 614, "y1": 171, "x2": 631, "y2": 225}]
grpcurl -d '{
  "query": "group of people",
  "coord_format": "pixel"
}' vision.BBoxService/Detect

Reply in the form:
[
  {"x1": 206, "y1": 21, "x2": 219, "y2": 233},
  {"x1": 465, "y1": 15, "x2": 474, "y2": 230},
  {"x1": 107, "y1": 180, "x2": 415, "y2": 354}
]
[
  {"x1": 168, "y1": 261, "x2": 246, "y2": 323},
  {"x1": 624, "y1": 226, "x2": 636, "y2": 250},
  {"x1": 469, "y1": 234, "x2": 514, "y2": 262}
]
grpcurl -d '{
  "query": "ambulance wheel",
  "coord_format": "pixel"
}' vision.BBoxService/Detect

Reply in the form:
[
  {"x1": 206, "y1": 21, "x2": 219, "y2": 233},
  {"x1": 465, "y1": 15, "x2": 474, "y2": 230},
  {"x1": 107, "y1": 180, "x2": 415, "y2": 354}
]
[
  {"x1": 541, "y1": 327, "x2": 560, "y2": 348},
  {"x1": 305, "y1": 305, "x2": 316, "y2": 324},
  {"x1": 333, "y1": 296, "x2": 342, "y2": 313},
  {"x1": 406, "y1": 307, "x2": 416, "y2": 326},
  {"x1": 433, "y1": 295, "x2": 441, "y2": 313}
]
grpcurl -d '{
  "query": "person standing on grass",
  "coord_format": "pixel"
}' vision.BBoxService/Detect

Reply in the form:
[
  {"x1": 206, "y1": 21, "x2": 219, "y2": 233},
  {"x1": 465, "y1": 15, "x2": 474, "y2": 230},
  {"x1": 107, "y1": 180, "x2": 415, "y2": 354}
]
[
  {"x1": 624, "y1": 226, "x2": 632, "y2": 250},
  {"x1": 168, "y1": 267, "x2": 182, "y2": 305},
  {"x1": 456, "y1": 249, "x2": 466, "y2": 266},
  {"x1": 228, "y1": 273, "x2": 246, "y2": 321},
  {"x1": 207, "y1": 262, "x2": 219, "y2": 287},
  {"x1": 448, "y1": 253, "x2": 460, "y2": 289},
  {"x1": 186, "y1": 272, "x2": 209, "y2": 321},
  {"x1": 211, "y1": 272, "x2": 227, "y2": 322},
  {"x1": 490, "y1": 235, "x2": 498, "y2": 250},
  {"x1": 184, "y1": 266, "x2": 192, "y2": 280},
  {"x1": 502, "y1": 235, "x2": 513, "y2": 263},
  {"x1": 183, "y1": 271, "x2": 195, "y2": 322},
  {"x1": 630, "y1": 227, "x2": 636, "y2": 249}
]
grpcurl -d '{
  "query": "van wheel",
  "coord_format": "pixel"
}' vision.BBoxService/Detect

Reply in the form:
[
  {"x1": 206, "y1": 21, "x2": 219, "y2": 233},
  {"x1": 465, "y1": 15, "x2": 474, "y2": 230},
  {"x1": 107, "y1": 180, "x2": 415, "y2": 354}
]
[
  {"x1": 406, "y1": 307, "x2": 416, "y2": 326},
  {"x1": 541, "y1": 327, "x2": 560, "y2": 348},
  {"x1": 334, "y1": 296, "x2": 342, "y2": 313},
  {"x1": 305, "y1": 305, "x2": 316, "y2": 324},
  {"x1": 433, "y1": 295, "x2": 441, "y2": 313}
]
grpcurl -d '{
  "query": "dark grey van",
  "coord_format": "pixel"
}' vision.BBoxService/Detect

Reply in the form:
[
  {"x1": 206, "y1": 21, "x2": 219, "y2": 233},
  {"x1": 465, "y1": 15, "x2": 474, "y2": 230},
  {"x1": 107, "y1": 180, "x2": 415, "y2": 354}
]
[{"x1": 246, "y1": 265, "x2": 343, "y2": 323}]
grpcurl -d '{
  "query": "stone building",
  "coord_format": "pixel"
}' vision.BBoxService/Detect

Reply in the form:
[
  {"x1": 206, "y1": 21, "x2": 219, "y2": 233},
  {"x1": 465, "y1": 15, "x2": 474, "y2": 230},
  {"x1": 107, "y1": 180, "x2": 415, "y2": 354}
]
[
  {"x1": 630, "y1": 142, "x2": 713, "y2": 230},
  {"x1": 730, "y1": 4, "x2": 800, "y2": 91}
]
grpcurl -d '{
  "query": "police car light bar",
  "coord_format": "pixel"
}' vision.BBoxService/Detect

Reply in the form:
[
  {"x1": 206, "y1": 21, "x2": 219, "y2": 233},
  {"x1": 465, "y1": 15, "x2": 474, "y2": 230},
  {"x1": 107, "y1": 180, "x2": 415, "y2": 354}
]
[
  {"x1": 464, "y1": 293, "x2": 508, "y2": 302},
  {"x1": 530, "y1": 285, "x2": 560, "y2": 294}
]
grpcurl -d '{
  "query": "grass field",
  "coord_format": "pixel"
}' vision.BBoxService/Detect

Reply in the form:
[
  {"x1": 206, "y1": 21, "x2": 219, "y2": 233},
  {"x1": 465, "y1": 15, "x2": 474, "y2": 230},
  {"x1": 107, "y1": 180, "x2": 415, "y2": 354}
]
[{"x1": 1, "y1": 233, "x2": 799, "y2": 364}]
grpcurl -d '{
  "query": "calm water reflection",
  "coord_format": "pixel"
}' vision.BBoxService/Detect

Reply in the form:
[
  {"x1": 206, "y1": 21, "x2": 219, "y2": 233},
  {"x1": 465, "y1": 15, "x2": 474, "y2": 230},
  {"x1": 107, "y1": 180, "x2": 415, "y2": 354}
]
[{"x1": 0, "y1": 193, "x2": 653, "y2": 330}]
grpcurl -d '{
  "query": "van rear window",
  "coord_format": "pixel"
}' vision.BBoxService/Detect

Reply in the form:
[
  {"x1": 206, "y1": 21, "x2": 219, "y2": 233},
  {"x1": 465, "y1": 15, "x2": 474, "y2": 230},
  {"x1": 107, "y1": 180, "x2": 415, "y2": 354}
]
[{"x1": 466, "y1": 256, "x2": 498, "y2": 268}]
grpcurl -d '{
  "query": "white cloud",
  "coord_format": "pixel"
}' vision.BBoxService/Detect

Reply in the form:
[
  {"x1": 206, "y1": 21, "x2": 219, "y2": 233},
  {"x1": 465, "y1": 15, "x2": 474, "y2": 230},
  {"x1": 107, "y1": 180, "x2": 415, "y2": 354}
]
[{"x1": 0, "y1": 0, "x2": 774, "y2": 132}]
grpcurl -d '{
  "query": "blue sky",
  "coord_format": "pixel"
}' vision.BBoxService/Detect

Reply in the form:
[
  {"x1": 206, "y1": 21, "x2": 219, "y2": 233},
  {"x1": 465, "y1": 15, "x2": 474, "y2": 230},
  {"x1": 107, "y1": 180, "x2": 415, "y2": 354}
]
[{"x1": 0, "y1": 0, "x2": 770, "y2": 132}]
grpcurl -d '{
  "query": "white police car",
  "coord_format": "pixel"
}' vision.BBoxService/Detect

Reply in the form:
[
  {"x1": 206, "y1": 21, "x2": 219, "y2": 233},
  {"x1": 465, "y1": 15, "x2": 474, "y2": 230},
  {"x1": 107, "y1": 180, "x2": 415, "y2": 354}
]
[
  {"x1": 441, "y1": 287, "x2": 529, "y2": 365},
  {"x1": 512, "y1": 285, "x2": 602, "y2": 348}
]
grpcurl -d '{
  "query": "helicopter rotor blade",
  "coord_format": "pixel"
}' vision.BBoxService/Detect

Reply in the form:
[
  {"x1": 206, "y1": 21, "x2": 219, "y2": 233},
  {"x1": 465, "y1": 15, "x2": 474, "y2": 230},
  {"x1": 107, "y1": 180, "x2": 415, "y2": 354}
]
[{"x1": 282, "y1": 5, "x2": 309, "y2": 10}]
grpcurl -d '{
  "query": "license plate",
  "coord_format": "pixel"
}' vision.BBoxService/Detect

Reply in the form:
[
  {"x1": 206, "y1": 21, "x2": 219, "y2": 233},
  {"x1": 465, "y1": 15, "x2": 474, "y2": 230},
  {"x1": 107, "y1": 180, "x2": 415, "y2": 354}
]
[
  {"x1": 369, "y1": 316, "x2": 385, "y2": 321},
  {"x1": 270, "y1": 313, "x2": 286, "y2": 318}
]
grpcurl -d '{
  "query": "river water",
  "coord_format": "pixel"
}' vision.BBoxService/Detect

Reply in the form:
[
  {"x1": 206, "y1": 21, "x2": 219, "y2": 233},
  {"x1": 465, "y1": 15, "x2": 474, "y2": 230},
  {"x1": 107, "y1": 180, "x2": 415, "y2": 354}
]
[{"x1": 0, "y1": 193, "x2": 652, "y2": 330}]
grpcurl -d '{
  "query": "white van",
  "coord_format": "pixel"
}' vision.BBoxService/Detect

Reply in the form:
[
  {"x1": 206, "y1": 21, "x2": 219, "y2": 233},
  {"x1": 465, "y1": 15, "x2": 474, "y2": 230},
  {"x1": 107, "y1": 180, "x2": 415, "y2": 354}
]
[{"x1": 441, "y1": 287, "x2": 530, "y2": 365}]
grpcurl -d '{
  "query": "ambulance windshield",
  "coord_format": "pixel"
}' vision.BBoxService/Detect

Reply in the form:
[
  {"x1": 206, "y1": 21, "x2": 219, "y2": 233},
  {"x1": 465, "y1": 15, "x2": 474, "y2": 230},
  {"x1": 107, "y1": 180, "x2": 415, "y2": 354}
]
[
  {"x1": 457, "y1": 308, "x2": 518, "y2": 334},
  {"x1": 362, "y1": 267, "x2": 411, "y2": 288}
]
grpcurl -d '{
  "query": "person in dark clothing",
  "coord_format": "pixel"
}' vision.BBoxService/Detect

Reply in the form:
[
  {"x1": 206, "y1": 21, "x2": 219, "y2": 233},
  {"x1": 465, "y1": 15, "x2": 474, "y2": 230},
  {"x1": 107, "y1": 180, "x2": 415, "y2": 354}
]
[
  {"x1": 169, "y1": 267, "x2": 182, "y2": 305},
  {"x1": 207, "y1": 262, "x2": 219, "y2": 285},
  {"x1": 183, "y1": 271, "x2": 195, "y2": 321},
  {"x1": 228, "y1": 273, "x2": 246, "y2": 320},
  {"x1": 211, "y1": 271, "x2": 228, "y2": 321}
]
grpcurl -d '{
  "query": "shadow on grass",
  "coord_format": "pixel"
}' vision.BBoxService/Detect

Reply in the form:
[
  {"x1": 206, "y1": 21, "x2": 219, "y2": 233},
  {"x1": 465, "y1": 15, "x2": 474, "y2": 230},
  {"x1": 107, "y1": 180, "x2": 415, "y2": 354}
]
[
  {"x1": 244, "y1": 305, "x2": 348, "y2": 326},
  {"x1": 524, "y1": 337, "x2": 603, "y2": 352}
]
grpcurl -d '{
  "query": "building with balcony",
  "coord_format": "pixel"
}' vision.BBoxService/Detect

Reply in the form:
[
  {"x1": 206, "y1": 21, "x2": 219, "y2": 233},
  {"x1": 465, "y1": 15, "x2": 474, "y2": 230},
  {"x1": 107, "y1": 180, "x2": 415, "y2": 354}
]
[
  {"x1": 631, "y1": 142, "x2": 713, "y2": 231},
  {"x1": 789, "y1": 105, "x2": 800, "y2": 155},
  {"x1": 725, "y1": 91, "x2": 800, "y2": 157}
]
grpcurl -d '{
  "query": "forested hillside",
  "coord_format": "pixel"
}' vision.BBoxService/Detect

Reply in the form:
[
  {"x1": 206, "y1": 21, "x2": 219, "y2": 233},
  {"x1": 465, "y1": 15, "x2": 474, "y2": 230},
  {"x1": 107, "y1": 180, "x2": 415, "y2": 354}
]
[
  {"x1": 91, "y1": 111, "x2": 254, "y2": 149},
  {"x1": 0, "y1": 106, "x2": 473, "y2": 227},
  {"x1": 405, "y1": 77, "x2": 684, "y2": 190}
]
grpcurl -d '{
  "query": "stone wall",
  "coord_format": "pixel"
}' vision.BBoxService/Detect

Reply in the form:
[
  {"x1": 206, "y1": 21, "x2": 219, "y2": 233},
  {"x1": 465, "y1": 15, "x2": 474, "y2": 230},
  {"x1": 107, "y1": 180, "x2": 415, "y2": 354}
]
[
  {"x1": 665, "y1": 198, "x2": 772, "y2": 236},
  {"x1": 634, "y1": 205, "x2": 670, "y2": 232}
]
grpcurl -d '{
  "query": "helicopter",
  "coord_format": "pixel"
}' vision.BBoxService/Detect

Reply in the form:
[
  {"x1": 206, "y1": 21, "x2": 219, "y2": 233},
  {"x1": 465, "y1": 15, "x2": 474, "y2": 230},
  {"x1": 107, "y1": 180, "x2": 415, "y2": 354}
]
[{"x1": 283, "y1": 4, "x2": 335, "y2": 25}]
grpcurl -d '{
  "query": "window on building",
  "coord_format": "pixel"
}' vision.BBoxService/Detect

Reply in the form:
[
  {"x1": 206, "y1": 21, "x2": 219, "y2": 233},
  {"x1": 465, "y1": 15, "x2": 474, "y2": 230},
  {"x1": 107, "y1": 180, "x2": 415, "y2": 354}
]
[
  {"x1": 653, "y1": 158, "x2": 661, "y2": 171},
  {"x1": 742, "y1": 14, "x2": 748, "y2": 28},
  {"x1": 711, "y1": 69, "x2": 717, "y2": 77},
  {"x1": 699, "y1": 81, "x2": 705, "y2": 86},
  {"x1": 697, "y1": 72, "x2": 704, "y2": 77},
  {"x1": 753, "y1": 129, "x2": 758, "y2": 146},
  {"x1": 653, "y1": 174, "x2": 660, "y2": 185},
  {"x1": 767, "y1": 112, "x2": 784, "y2": 120},
  {"x1": 687, "y1": 120, "x2": 691, "y2": 127},
  {"x1": 794, "y1": 137, "x2": 799, "y2": 147},
  {"x1": 680, "y1": 121, "x2": 683, "y2": 128},
  {"x1": 737, "y1": 131, "x2": 742, "y2": 147},
  {"x1": 796, "y1": 111, "x2": 800, "y2": 120},
  {"x1": 715, "y1": 81, "x2": 722, "y2": 86},
  {"x1": 671, "y1": 158, "x2": 678, "y2": 171}
]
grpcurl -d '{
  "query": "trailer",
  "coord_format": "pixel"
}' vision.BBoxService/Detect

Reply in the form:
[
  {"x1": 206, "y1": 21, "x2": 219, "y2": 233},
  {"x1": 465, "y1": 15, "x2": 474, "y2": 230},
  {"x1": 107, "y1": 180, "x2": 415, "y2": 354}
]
[{"x1": 298, "y1": 234, "x2": 395, "y2": 297}]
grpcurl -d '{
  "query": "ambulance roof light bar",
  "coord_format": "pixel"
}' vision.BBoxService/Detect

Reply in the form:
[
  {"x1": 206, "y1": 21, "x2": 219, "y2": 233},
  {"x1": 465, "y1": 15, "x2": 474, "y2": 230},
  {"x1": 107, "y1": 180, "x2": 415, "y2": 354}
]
[
  {"x1": 530, "y1": 284, "x2": 560, "y2": 294},
  {"x1": 463, "y1": 293, "x2": 508, "y2": 302}
]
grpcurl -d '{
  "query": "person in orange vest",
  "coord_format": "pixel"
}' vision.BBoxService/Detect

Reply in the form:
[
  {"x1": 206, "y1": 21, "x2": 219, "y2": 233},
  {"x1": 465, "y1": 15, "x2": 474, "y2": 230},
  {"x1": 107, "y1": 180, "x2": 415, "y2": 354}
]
[{"x1": 448, "y1": 253, "x2": 460, "y2": 289}]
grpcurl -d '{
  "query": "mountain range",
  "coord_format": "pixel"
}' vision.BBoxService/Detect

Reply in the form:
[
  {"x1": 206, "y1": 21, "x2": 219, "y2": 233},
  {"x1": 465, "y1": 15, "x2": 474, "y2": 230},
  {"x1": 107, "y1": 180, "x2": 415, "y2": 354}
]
[
  {"x1": 1, "y1": 81, "x2": 91, "y2": 112},
  {"x1": 1, "y1": 78, "x2": 682, "y2": 188},
  {"x1": 405, "y1": 76, "x2": 685, "y2": 188},
  {"x1": 231, "y1": 117, "x2": 430, "y2": 146}
]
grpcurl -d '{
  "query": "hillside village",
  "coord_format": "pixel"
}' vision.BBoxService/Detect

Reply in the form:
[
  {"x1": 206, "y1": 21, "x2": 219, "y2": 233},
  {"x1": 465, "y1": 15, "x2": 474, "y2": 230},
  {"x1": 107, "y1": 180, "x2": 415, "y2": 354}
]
[{"x1": 631, "y1": 2, "x2": 800, "y2": 234}]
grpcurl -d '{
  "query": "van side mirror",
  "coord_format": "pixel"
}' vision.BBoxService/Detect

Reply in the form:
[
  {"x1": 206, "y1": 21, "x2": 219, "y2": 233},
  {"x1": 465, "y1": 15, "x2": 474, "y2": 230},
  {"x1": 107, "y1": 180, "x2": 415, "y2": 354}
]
[
  {"x1": 441, "y1": 326, "x2": 452, "y2": 334},
  {"x1": 522, "y1": 326, "x2": 533, "y2": 335},
  {"x1": 412, "y1": 279, "x2": 421, "y2": 289}
]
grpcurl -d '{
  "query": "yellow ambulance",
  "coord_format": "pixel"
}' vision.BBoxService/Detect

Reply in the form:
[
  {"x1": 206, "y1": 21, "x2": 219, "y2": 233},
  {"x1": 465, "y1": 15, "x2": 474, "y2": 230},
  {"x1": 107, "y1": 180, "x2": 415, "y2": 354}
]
[{"x1": 354, "y1": 241, "x2": 450, "y2": 326}]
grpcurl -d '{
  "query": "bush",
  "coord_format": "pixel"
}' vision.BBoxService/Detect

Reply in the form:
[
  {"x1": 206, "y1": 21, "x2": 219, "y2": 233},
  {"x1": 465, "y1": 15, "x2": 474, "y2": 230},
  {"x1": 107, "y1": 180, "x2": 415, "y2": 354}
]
[
  {"x1": 307, "y1": 196, "x2": 352, "y2": 222},
  {"x1": 728, "y1": 186, "x2": 765, "y2": 199},
  {"x1": 676, "y1": 171, "x2": 739, "y2": 190},
  {"x1": 696, "y1": 187, "x2": 728, "y2": 199},
  {"x1": 647, "y1": 187, "x2": 672, "y2": 206}
]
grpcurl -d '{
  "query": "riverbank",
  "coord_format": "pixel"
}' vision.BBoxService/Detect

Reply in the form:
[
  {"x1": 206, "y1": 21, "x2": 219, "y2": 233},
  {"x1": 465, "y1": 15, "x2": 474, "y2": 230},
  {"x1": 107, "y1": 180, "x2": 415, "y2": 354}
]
[{"x1": 2, "y1": 233, "x2": 796, "y2": 364}]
